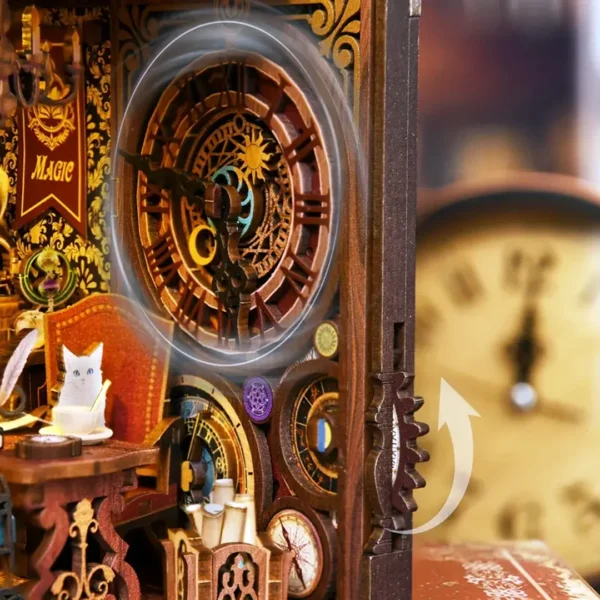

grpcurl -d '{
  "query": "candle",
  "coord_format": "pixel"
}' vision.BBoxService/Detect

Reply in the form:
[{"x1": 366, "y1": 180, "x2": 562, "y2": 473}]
[
  {"x1": 212, "y1": 478, "x2": 235, "y2": 507},
  {"x1": 220, "y1": 501, "x2": 247, "y2": 545},
  {"x1": 201, "y1": 504, "x2": 224, "y2": 549},
  {"x1": 184, "y1": 503, "x2": 203, "y2": 534},
  {"x1": 234, "y1": 493, "x2": 256, "y2": 545}
]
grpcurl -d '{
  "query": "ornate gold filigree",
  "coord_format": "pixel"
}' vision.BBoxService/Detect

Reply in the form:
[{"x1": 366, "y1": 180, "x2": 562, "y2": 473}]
[
  {"x1": 306, "y1": 0, "x2": 361, "y2": 108},
  {"x1": 214, "y1": 0, "x2": 251, "y2": 19},
  {"x1": 50, "y1": 499, "x2": 116, "y2": 600},
  {"x1": 40, "y1": 7, "x2": 107, "y2": 26},
  {"x1": 118, "y1": 1, "x2": 361, "y2": 113},
  {"x1": 27, "y1": 73, "x2": 77, "y2": 151},
  {"x1": 0, "y1": 10, "x2": 111, "y2": 304}
]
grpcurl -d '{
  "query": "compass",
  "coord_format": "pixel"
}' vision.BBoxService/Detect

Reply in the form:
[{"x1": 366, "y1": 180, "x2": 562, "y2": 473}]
[{"x1": 263, "y1": 497, "x2": 335, "y2": 600}]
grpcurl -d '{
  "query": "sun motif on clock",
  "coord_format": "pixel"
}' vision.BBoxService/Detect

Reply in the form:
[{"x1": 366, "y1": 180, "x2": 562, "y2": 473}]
[
  {"x1": 126, "y1": 51, "x2": 338, "y2": 366},
  {"x1": 235, "y1": 130, "x2": 272, "y2": 183}
]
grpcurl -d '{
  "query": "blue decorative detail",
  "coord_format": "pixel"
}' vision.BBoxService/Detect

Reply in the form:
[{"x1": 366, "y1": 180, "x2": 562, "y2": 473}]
[
  {"x1": 212, "y1": 166, "x2": 254, "y2": 237},
  {"x1": 179, "y1": 398, "x2": 199, "y2": 420},
  {"x1": 201, "y1": 446, "x2": 216, "y2": 499},
  {"x1": 317, "y1": 418, "x2": 328, "y2": 453},
  {"x1": 0, "y1": 515, "x2": 14, "y2": 547}
]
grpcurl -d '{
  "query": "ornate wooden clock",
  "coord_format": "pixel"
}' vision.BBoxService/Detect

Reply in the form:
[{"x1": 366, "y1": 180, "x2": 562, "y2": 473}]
[{"x1": 112, "y1": 2, "x2": 427, "y2": 599}]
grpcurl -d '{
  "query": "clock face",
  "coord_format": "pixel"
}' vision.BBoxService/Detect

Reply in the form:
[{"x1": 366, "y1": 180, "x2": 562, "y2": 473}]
[
  {"x1": 292, "y1": 375, "x2": 339, "y2": 495},
  {"x1": 273, "y1": 359, "x2": 340, "y2": 510},
  {"x1": 413, "y1": 184, "x2": 600, "y2": 577},
  {"x1": 267, "y1": 508, "x2": 324, "y2": 598},
  {"x1": 119, "y1": 45, "x2": 340, "y2": 369},
  {"x1": 171, "y1": 375, "x2": 256, "y2": 504}
]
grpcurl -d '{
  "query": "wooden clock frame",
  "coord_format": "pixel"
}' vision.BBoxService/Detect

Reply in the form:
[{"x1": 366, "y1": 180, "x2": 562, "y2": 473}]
[{"x1": 109, "y1": 1, "x2": 428, "y2": 599}]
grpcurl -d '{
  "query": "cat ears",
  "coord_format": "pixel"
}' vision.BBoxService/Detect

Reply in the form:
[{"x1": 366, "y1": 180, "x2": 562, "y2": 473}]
[
  {"x1": 62, "y1": 345, "x2": 76, "y2": 364},
  {"x1": 90, "y1": 343, "x2": 103, "y2": 363},
  {"x1": 62, "y1": 343, "x2": 104, "y2": 364}
]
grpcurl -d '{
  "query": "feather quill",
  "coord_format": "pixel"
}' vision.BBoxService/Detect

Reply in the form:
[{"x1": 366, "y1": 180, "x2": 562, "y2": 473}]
[{"x1": 0, "y1": 328, "x2": 40, "y2": 407}]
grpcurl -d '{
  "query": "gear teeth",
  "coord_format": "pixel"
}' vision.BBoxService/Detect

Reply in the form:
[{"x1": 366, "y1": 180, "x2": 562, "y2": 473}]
[{"x1": 396, "y1": 381, "x2": 430, "y2": 516}]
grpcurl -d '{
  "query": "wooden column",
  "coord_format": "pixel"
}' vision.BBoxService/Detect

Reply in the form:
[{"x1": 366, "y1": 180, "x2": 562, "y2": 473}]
[{"x1": 339, "y1": 1, "x2": 428, "y2": 599}]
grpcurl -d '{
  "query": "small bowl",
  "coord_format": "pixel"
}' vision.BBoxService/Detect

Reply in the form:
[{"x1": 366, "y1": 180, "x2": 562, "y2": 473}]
[{"x1": 52, "y1": 405, "x2": 103, "y2": 436}]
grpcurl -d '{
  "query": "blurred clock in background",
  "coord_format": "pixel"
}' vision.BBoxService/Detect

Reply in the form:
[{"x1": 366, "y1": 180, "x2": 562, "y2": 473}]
[{"x1": 414, "y1": 174, "x2": 600, "y2": 581}]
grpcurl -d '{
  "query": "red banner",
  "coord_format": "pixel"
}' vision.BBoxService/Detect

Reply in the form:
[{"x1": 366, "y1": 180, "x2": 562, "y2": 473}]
[{"x1": 16, "y1": 26, "x2": 87, "y2": 238}]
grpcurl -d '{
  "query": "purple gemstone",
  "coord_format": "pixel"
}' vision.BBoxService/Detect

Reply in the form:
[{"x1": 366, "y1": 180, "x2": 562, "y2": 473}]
[
  {"x1": 243, "y1": 377, "x2": 273, "y2": 424},
  {"x1": 41, "y1": 278, "x2": 60, "y2": 294}
]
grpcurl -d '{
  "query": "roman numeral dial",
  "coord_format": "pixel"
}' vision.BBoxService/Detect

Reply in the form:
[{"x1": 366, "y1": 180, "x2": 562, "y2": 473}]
[
  {"x1": 414, "y1": 193, "x2": 600, "y2": 577},
  {"x1": 132, "y1": 51, "x2": 337, "y2": 362}
]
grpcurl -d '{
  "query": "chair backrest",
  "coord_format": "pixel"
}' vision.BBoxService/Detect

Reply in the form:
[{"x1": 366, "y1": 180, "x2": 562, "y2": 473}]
[{"x1": 44, "y1": 293, "x2": 174, "y2": 444}]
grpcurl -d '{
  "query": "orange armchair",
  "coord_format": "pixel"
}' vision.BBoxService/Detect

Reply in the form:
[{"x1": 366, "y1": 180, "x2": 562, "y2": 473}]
[{"x1": 43, "y1": 293, "x2": 183, "y2": 526}]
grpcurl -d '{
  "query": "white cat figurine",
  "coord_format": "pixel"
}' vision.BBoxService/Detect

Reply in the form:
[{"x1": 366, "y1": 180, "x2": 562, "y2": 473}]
[{"x1": 58, "y1": 344, "x2": 105, "y2": 425}]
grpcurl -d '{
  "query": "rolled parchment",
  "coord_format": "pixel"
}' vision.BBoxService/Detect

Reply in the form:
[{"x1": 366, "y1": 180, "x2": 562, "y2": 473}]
[
  {"x1": 234, "y1": 493, "x2": 256, "y2": 545},
  {"x1": 212, "y1": 478, "x2": 235, "y2": 507},
  {"x1": 201, "y1": 503, "x2": 224, "y2": 549},
  {"x1": 184, "y1": 503, "x2": 203, "y2": 533},
  {"x1": 220, "y1": 501, "x2": 247, "y2": 545}
]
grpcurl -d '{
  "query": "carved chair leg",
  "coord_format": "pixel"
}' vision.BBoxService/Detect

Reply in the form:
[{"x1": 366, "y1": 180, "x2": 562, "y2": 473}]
[
  {"x1": 28, "y1": 501, "x2": 70, "y2": 600},
  {"x1": 94, "y1": 492, "x2": 141, "y2": 599}
]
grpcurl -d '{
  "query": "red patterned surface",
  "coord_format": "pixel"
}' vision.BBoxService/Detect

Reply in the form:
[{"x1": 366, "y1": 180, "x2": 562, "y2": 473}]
[
  {"x1": 44, "y1": 294, "x2": 174, "y2": 444},
  {"x1": 414, "y1": 542, "x2": 600, "y2": 599}
]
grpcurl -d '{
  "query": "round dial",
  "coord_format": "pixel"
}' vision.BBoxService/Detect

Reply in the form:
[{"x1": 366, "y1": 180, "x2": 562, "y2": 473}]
[
  {"x1": 414, "y1": 178, "x2": 600, "y2": 578},
  {"x1": 114, "y1": 23, "x2": 348, "y2": 369},
  {"x1": 294, "y1": 375, "x2": 339, "y2": 494},
  {"x1": 262, "y1": 497, "x2": 335, "y2": 600},
  {"x1": 273, "y1": 359, "x2": 340, "y2": 510},
  {"x1": 267, "y1": 509, "x2": 323, "y2": 598},
  {"x1": 170, "y1": 374, "x2": 270, "y2": 513},
  {"x1": 313, "y1": 321, "x2": 339, "y2": 359}
]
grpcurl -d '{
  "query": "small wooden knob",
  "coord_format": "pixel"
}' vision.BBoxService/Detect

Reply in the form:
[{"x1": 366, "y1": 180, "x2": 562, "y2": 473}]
[{"x1": 181, "y1": 460, "x2": 207, "y2": 492}]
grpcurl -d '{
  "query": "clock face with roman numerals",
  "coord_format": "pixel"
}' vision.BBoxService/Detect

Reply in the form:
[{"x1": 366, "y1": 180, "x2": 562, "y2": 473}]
[
  {"x1": 131, "y1": 50, "x2": 337, "y2": 366},
  {"x1": 413, "y1": 181, "x2": 600, "y2": 578}
]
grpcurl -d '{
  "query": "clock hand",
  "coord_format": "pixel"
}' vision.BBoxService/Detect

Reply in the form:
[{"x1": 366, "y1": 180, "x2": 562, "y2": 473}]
[
  {"x1": 119, "y1": 150, "x2": 206, "y2": 203},
  {"x1": 206, "y1": 184, "x2": 257, "y2": 346},
  {"x1": 120, "y1": 152, "x2": 257, "y2": 344},
  {"x1": 422, "y1": 362, "x2": 584, "y2": 424},
  {"x1": 279, "y1": 518, "x2": 308, "y2": 590},
  {"x1": 511, "y1": 307, "x2": 539, "y2": 383},
  {"x1": 506, "y1": 305, "x2": 544, "y2": 411}
]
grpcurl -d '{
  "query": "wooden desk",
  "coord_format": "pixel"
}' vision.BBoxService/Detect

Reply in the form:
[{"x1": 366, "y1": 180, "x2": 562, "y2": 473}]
[
  {"x1": 414, "y1": 541, "x2": 600, "y2": 599},
  {"x1": 1, "y1": 438, "x2": 158, "y2": 600}
]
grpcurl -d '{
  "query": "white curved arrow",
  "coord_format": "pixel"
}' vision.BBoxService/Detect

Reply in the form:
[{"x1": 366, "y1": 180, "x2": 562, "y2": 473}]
[{"x1": 395, "y1": 378, "x2": 480, "y2": 535}]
